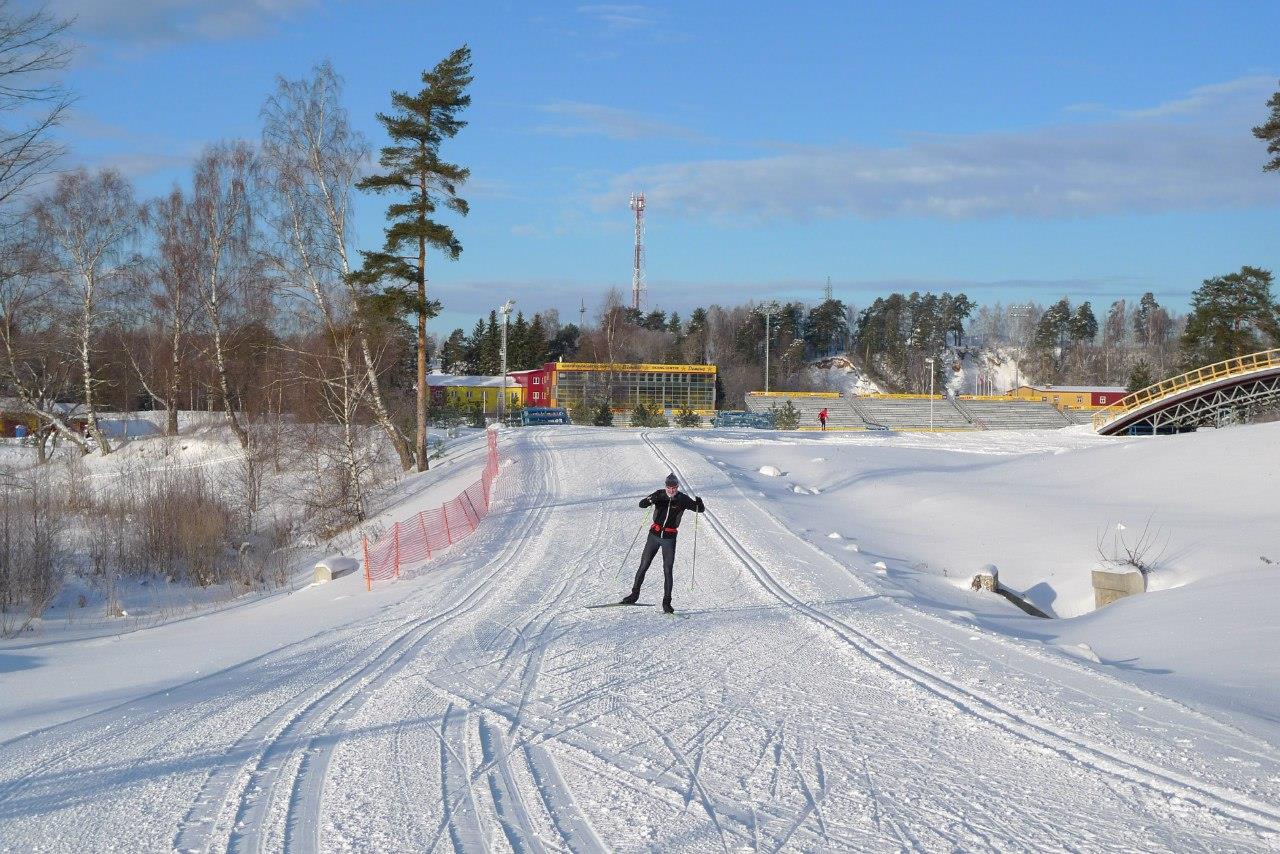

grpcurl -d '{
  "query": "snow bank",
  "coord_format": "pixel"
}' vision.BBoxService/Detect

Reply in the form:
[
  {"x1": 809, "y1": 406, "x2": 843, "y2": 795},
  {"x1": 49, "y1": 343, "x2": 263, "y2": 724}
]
[{"x1": 690, "y1": 422, "x2": 1280, "y2": 729}]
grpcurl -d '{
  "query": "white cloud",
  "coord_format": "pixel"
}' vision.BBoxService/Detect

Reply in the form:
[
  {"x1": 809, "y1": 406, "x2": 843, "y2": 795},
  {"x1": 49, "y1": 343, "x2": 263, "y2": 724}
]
[
  {"x1": 53, "y1": 0, "x2": 319, "y2": 46},
  {"x1": 576, "y1": 4, "x2": 658, "y2": 31},
  {"x1": 601, "y1": 77, "x2": 1280, "y2": 222},
  {"x1": 535, "y1": 100, "x2": 704, "y2": 141}
]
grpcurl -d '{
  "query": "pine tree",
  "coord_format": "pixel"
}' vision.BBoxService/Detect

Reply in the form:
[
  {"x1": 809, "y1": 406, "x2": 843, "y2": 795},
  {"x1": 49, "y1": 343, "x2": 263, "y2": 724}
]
[
  {"x1": 674, "y1": 406, "x2": 701, "y2": 427},
  {"x1": 510, "y1": 311, "x2": 529, "y2": 370},
  {"x1": 441, "y1": 327, "x2": 467, "y2": 372},
  {"x1": 1178, "y1": 266, "x2": 1280, "y2": 368},
  {"x1": 1252, "y1": 80, "x2": 1280, "y2": 172},
  {"x1": 352, "y1": 45, "x2": 472, "y2": 472},
  {"x1": 771, "y1": 400, "x2": 801, "y2": 430},
  {"x1": 465, "y1": 317, "x2": 486, "y2": 372},
  {"x1": 1069, "y1": 302, "x2": 1098, "y2": 343},
  {"x1": 481, "y1": 310, "x2": 500, "y2": 374},
  {"x1": 592, "y1": 400, "x2": 614, "y2": 426},
  {"x1": 1126, "y1": 360, "x2": 1154, "y2": 393},
  {"x1": 526, "y1": 313, "x2": 549, "y2": 367}
]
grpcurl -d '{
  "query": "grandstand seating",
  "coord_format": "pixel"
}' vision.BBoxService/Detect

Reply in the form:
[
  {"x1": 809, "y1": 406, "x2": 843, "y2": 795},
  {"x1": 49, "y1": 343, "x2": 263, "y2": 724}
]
[
  {"x1": 954, "y1": 399, "x2": 1070, "y2": 429},
  {"x1": 743, "y1": 394, "x2": 869, "y2": 429},
  {"x1": 1060, "y1": 409, "x2": 1096, "y2": 425},
  {"x1": 854, "y1": 396, "x2": 972, "y2": 430},
  {"x1": 737, "y1": 390, "x2": 1082, "y2": 431}
]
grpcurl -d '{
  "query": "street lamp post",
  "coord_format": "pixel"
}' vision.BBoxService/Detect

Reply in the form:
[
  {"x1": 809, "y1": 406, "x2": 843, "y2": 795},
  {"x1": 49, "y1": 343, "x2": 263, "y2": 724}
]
[
  {"x1": 925, "y1": 357, "x2": 935, "y2": 430},
  {"x1": 758, "y1": 301, "x2": 781, "y2": 393},
  {"x1": 498, "y1": 299, "x2": 514, "y2": 424}
]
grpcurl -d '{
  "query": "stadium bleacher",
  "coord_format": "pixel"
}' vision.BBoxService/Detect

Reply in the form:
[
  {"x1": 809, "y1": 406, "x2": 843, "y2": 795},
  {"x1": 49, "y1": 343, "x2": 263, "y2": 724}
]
[
  {"x1": 743, "y1": 394, "x2": 870, "y2": 429},
  {"x1": 737, "y1": 390, "x2": 1089, "y2": 431},
  {"x1": 1060, "y1": 408, "x2": 1097, "y2": 425},
  {"x1": 953, "y1": 398, "x2": 1071, "y2": 429},
  {"x1": 854, "y1": 396, "x2": 973, "y2": 430}
]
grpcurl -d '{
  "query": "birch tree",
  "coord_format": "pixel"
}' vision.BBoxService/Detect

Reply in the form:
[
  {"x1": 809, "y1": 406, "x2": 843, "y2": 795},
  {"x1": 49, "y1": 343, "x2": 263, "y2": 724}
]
[
  {"x1": 124, "y1": 187, "x2": 200, "y2": 436},
  {"x1": 191, "y1": 142, "x2": 258, "y2": 449},
  {"x1": 261, "y1": 61, "x2": 414, "y2": 470},
  {"x1": 0, "y1": 2, "x2": 72, "y2": 213},
  {"x1": 31, "y1": 168, "x2": 139, "y2": 455},
  {"x1": 0, "y1": 223, "x2": 88, "y2": 460}
]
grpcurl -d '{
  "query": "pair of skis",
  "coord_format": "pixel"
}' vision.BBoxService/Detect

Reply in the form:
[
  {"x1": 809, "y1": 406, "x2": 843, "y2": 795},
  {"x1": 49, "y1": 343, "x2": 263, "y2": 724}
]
[{"x1": 584, "y1": 602, "x2": 685, "y2": 618}]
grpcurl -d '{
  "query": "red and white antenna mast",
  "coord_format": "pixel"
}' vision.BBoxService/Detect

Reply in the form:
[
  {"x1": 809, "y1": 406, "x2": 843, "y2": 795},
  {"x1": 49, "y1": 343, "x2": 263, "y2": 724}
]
[{"x1": 629, "y1": 192, "x2": 645, "y2": 311}]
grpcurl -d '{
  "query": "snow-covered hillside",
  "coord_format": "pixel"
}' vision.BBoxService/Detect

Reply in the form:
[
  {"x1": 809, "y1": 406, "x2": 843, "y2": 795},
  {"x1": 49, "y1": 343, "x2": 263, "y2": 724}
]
[
  {"x1": 2, "y1": 424, "x2": 1279, "y2": 851},
  {"x1": 947, "y1": 345, "x2": 1027, "y2": 395},
  {"x1": 806, "y1": 353, "x2": 884, "y2": 394}
]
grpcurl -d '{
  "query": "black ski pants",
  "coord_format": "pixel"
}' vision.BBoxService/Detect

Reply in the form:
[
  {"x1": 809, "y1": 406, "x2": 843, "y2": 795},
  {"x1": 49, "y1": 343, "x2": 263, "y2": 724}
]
[{"x1": 631, "y1": 532, "x2": 677, "y2": 605}]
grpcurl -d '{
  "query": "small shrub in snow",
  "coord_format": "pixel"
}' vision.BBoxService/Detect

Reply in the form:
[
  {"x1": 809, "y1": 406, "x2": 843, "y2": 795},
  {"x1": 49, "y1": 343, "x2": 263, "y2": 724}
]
[
  {"x1": 0, "y1": 473, "x2": 64, "y2": 637},
  {"x1": 1096, "y1": 515, "x2": 1169, "y2": 579},
  {"x1": 675, "y1": 406, "x2": 701, "y2": 428},
  {"x1": 592, "y1": 401, "x2": 614, "y2": 427},
  {"x1": 770, "y1": 401, "x2": 801, "y2": 430}
]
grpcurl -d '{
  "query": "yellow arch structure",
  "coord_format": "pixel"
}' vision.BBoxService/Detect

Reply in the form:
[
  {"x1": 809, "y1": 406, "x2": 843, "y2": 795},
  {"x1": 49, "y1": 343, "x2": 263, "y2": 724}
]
[{"x1": 1093, "y1": 349, "x2": 1280, "y2": 433}]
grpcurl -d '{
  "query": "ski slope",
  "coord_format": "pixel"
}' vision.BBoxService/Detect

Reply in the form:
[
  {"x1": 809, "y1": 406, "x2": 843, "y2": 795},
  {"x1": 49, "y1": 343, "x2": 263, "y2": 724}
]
[{"x1": 2, "y1": 427, "x2": 1279, "y2": 852}]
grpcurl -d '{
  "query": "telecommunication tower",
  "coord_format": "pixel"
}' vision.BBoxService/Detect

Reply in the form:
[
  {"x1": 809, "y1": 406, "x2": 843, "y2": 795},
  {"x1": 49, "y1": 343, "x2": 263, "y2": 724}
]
[{"x1": 629, "y1": 192, "x2": 646, "y2": 311}]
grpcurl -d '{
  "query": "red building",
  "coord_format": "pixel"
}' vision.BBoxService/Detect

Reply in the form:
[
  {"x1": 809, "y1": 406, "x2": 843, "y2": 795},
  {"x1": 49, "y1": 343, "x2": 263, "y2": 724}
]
[{"x1": 507, "y1": 365, "x2": 556, "y2": 407}]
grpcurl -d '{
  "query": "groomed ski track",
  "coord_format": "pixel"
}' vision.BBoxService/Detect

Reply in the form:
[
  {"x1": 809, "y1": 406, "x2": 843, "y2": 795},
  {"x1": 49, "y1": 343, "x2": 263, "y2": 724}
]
[{"x1": 2, "y1": 428, "x2": 1279, "y2": 852}]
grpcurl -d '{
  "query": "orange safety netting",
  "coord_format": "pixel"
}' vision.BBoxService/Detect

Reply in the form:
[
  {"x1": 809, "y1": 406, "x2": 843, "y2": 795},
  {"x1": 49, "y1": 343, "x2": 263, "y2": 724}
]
[{"x1": 362, "y1": 429, "x2": 501, "y2": 588}]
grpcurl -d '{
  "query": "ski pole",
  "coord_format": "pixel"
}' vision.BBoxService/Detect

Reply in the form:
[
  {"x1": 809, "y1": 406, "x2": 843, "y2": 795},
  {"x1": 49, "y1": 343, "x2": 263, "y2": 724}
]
[
  {"x1": 691, "y1": 509, "x2": 699, "y2": 591},
  {"x1": 618, "y1": 509, "x2": 648, "y2": 580}
]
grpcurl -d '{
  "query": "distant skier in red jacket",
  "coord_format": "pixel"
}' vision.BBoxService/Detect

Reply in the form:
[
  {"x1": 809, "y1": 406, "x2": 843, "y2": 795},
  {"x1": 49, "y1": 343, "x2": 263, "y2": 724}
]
[
  {"x1": 818, "y1": 408, "x2": 828, "y2": 430},
  {"x1": 620, "y1": 473, "x2": 705, "y2": 614}
]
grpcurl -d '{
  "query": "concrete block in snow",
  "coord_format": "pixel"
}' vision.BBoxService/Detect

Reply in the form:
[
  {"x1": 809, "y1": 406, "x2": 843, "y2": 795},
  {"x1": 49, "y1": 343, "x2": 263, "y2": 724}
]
[
  {"x1": 315, "y1": 556, "x2": 359, "y2": 584},
  {"x1": 1092, "y1": 565, "x2": 1145, "y2": 609}
]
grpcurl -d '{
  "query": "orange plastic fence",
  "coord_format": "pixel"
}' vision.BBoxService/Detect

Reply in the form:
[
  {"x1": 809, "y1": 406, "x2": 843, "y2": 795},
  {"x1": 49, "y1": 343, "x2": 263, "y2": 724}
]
[{"x1": 362, "y1": 429, "x2": 501, "y2": 589}]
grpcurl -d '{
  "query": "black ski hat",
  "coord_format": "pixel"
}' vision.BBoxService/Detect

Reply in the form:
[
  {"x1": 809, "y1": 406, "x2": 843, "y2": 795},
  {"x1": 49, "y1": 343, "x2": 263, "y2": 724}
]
[{"x1": 664, "y1": 473, "x2": 679, "y2": 487}]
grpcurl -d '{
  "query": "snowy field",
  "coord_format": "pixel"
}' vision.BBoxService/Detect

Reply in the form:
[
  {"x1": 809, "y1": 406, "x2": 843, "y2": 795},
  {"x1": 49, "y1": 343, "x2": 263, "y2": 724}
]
[{"x1": 2, "y1": 423, "x2": 1280, "y2": 851}]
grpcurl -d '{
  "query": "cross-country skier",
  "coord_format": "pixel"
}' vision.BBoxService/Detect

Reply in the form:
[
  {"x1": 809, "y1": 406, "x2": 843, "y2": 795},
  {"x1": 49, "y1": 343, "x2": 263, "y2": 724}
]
[
  {"x1": 620, "y1": 473, "x2": 705, "y2": 613},
  {"x1": 818, "y1": 407, "x2": 828, "y2": 430}
]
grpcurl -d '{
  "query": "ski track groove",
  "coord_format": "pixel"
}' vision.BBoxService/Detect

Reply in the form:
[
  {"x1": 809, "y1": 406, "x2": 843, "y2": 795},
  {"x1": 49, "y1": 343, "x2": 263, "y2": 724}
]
[
  {"x1": 352, "y1": 427, "x2": 606, "y2": 854},
  {"x1": 170, "y1": 429, "x2": 547, "y2": 854},
  {"x1": 642, "y1": 430, "x2": 1280, "y2": 840}
]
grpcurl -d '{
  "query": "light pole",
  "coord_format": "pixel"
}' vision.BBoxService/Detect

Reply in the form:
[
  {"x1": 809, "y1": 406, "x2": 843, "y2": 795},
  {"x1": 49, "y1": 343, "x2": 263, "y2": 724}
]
[
  {"x1": 498, "y1": 299, "x2": 514, "y2": 424},
  {"x1": 757, "y1": 301, "x2": 781, "y2": 393},
  {"x1": 925, "y1": 357, "x2": 935, "y2": 430}
]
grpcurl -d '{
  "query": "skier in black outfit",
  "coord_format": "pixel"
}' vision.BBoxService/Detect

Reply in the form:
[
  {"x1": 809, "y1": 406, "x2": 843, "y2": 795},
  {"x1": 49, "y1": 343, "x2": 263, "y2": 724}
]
[{"x1": 621, "y1": 473, "x2": 705, "y2": 613}]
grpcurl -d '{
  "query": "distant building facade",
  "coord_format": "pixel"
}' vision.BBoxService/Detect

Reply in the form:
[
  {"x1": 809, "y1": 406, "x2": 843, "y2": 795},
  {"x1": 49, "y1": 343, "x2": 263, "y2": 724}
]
[{"x1": 1006, "y1": 384, "x2": 1127, "y2": 409}]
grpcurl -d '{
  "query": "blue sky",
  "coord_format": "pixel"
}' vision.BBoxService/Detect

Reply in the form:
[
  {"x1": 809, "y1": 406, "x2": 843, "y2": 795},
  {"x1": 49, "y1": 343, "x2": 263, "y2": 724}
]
[{"x1": 45, "y1": 0, "x2": 1280, "y2": 333}]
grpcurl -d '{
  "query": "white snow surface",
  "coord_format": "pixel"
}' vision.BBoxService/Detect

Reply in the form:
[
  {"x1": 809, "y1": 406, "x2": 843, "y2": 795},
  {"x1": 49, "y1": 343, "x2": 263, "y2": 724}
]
[
  {"x1": 3, "y1": 424, "x2": 1280, "y2": 851},
  {"x1": 806, "y1": 354, "x2": 884, "y2": 395}
]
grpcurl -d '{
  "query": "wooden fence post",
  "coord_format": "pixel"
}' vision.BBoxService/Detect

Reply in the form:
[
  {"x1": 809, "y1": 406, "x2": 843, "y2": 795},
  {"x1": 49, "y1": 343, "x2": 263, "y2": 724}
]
[
  {"x1": 419, "y1": 512, "x2": 432, "y2": 559},
  {"x1": 442, "y1": 502, "x2": 452, "y2": 544},
  {"x1": 363, "y1": 536, "x2": 371, "y2": 591},
  {"x1": 393, "y1": 522, "x2": 401, "y2": 579}
]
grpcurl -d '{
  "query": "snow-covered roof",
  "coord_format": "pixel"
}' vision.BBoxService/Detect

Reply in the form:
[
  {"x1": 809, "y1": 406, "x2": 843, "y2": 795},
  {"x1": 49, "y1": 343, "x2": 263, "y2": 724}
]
[
  {"x1": 0, "y1": 398, "x2": 86, "y2": 416},
  {"x1": 426, "y1": 374, "x2": 511, "y2": 388},
  {"x1": 1013, "y1": 385, "x2": 1125, "y2": 393}
]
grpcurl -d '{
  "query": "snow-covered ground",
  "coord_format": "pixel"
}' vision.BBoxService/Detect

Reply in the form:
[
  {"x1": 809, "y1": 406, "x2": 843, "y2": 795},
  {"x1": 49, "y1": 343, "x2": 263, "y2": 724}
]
[{"x1": 2, "y1": 424, "x2": 1279, "y2": 851}]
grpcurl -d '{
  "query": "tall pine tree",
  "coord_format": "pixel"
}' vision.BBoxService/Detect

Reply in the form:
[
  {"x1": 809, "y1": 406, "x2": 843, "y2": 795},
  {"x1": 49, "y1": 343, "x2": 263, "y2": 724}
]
[
  {"x1": 526, "y1": 313, "x2": 549, "y2": 368},
  {"x1": 352, "y1": 45, "x2": 472, "y2": 471},
  {"x1": 1252, "y1": 80, "x2": 1280, "y2": 172},
  {"x1": 1179, "y1": 266, "x2": 1280, "y2": 368}
]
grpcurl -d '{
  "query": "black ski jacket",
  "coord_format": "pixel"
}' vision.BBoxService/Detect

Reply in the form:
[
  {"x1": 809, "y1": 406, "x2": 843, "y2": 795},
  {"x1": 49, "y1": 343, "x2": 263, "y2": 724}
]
[{"x1": 639, "y1": 490, "x2": 705, "y2": 538}]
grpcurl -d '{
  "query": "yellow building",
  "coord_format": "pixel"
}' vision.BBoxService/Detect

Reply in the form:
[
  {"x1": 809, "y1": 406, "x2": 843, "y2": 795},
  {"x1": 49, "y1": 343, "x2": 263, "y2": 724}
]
[
  {"x1": 550, "y1": 361, "x2": 717, "y2": 414},
  {"x1": 427, "y1": 374, "x2": 524, "y2": 415},
  {"x1": 1006, "y1": 384, "x2": 1126, "y2": 409}
]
